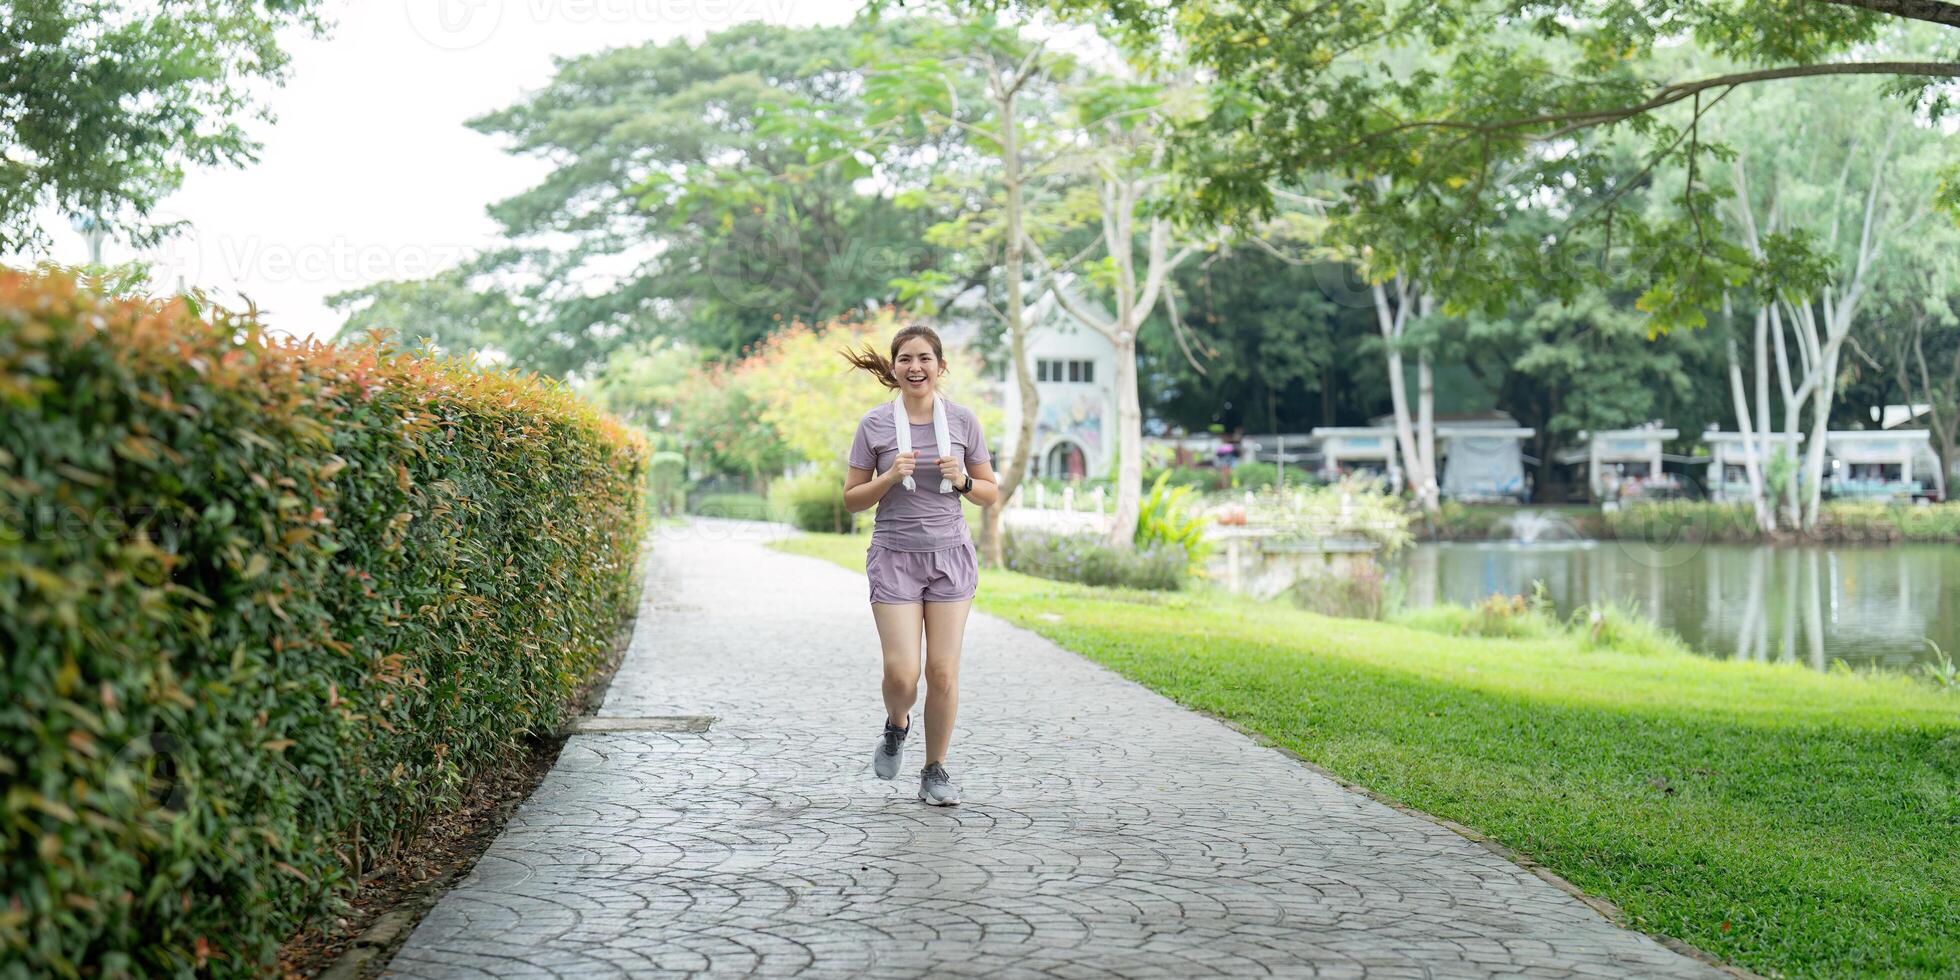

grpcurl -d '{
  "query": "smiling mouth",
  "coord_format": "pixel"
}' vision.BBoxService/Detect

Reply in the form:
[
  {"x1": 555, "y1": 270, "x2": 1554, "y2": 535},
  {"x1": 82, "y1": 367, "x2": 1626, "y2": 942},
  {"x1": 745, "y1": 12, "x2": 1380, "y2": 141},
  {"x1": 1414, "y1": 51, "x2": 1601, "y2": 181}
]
[{"x1": 905, "y1": 374, "x2": 927, "y2": 385}]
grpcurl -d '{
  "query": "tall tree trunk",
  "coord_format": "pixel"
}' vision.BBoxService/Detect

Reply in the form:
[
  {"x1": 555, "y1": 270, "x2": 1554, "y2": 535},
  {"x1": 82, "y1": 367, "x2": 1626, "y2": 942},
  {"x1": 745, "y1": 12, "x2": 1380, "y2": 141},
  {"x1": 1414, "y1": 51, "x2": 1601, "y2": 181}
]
[
  {"x1": 1726, "y1": 334, "x2": 1772, "y2": 533},
  {"x1": 1800, "y1": 336, "x2": 1842, "y2": 530},
  {"x1": 1774, "y1": 304, "x2": 1808, "y2": 529},
  {"x1": 1417, "y1": 349, "x2": 1438, "y2": 511},
  {"x1": 1908, "y1": 318, "x2": 1955, "y2": 501},
  {"x1": 1109, "y1": 335, "x2": 1144, "y2": 544},
  {"x1": 980, "y1": 75, "x2": 1036, "y2": 568},
  {"x1": 1373, "y1": 278, "x2": 1439, "y2": 515},
  {"x1": 1753, "y1": 307, "x2": 1779, "y2": 532}
]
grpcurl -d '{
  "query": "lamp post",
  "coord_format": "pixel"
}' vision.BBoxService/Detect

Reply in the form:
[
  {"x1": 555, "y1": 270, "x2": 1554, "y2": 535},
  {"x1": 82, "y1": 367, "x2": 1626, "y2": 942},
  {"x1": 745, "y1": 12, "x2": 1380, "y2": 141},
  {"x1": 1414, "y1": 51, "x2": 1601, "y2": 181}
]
[{"x1": 70, "y1": 213, "x2": 107, "y2": 265}]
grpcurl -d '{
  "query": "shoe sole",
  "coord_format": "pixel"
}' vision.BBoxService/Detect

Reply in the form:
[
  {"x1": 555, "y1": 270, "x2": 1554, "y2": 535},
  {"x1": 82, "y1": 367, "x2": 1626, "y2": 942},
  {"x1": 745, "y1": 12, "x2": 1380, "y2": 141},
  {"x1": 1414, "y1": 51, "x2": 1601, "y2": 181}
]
[{"x1": 917, "y1": 789, "x2": 961, "y2": 806}]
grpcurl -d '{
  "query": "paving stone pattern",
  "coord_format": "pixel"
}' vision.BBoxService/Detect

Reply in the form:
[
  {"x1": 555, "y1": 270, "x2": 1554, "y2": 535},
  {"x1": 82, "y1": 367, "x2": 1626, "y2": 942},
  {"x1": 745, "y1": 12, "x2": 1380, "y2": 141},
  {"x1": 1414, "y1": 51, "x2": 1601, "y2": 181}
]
[{"x1": 388, "y1": 519, "x2": 1724, "y2": 979}]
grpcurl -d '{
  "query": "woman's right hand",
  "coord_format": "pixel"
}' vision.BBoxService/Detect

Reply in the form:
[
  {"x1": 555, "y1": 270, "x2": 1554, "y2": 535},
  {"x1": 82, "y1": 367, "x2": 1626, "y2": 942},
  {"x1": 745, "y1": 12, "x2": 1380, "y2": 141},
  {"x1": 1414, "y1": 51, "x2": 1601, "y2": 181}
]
[{"x1": 887, "y1": 450, "x2": 919, "y2": 483}]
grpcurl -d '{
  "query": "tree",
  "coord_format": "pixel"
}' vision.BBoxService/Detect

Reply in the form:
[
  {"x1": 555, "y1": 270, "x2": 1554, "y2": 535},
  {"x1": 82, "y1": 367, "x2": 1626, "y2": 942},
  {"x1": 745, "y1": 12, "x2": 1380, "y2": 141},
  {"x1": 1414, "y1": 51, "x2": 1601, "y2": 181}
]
[
  {"x1": 1145, "y1": 253, "x2": 1368, "y2": 434},
  {"x1": 1708, "y1": 73, "x2": 1952, "y2": 528},
  {"x1": 1870, "y1": 294, "x2": 1960, "y2": 499},
  {"x1": 464, "y1": 23, "x2": 943, "y2": 372},
  {"x1": 584, "y1": 337, "x2": 702, "y2": 436},
  {"x1": 1026, "y1": 75, "x2": 1215, "y2": 547},
  {"x1": 1031, "y1": 1, "x2": 1958, "y2": 329},
  {"x1": 1, "y1": 1, "x2": 326, "y2": 252},
  {"x1": 1430, "y1": 291, "x2": 1724, "y2": 501},
  {"x1": 327, "y1": 265, "x2": 528, "y2": 362},
  {"x1": 1365, "y1": 267, "x2": 1442, "y2": 514},
  {"x1": 844, "y1": 15, "x2": 1079, "y2": 566}
]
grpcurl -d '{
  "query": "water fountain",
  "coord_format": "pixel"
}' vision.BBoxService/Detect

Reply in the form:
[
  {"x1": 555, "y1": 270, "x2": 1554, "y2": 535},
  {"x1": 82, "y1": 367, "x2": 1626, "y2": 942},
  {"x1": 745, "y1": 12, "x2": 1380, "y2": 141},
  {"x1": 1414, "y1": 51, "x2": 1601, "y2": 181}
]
[{"x1": 1498, "y1": 509, "x2": 1585, "y2": 544}]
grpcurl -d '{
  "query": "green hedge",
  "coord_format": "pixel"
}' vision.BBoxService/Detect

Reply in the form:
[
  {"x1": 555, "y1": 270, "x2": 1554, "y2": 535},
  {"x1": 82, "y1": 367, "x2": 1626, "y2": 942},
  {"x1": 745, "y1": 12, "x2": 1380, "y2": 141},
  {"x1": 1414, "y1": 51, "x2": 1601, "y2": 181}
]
[
  {"x1": 1003, "y1": 530, "x2": 1187, "y2": 590},
  {"x1": 0, "y1": 270, "x2": 647, "y2": 977},
  {"x1": 768, "y1": 469, "x2": 854, "y2": 533},
  {"x1": 688, "y1": 491, "x2": 771, "y2": 520}
]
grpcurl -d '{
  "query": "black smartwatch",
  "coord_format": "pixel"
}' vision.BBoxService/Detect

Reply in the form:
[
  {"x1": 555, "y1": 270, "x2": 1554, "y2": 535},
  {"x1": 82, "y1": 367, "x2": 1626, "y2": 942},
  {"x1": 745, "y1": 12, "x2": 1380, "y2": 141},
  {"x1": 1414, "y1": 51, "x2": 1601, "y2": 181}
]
[{"x1": 957, "y1": 473, "x2": 974, "y2": 494}]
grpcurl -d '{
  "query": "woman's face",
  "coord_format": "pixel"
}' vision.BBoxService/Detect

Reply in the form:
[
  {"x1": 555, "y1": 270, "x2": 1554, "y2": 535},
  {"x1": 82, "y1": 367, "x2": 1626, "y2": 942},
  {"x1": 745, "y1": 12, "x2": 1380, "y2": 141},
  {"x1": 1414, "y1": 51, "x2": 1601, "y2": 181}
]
[{"x1": 893, "y1": 337, "x2": 942, "y2": 396}]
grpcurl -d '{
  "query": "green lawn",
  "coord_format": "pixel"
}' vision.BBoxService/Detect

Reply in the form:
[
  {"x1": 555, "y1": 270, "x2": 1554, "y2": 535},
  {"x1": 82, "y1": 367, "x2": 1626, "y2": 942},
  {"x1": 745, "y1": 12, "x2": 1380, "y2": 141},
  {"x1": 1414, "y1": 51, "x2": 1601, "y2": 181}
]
[{"x1": 772, "y1": 532, "x2": 1960, "y2": 979}]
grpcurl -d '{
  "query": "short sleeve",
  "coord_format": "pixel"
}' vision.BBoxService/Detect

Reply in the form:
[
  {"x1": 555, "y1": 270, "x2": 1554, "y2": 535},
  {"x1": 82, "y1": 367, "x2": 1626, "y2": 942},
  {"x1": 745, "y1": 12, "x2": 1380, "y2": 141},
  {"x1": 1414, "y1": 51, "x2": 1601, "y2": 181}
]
[
  {"x1": 963, "y1": 408, "x2": 991, "y2": 466},
  {"x1": 847, "y1": 412, "x2": 879, "y2": 470}
]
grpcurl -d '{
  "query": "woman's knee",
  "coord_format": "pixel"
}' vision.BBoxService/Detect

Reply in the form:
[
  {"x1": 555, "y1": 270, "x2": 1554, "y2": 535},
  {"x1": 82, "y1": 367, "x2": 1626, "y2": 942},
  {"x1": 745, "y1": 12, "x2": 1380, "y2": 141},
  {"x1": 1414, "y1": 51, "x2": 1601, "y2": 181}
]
[
  {"x1": 883, "y1": 666, "x2": 921, "y2": 693},
  {"x1": 923, "y1": 662, "x2": 959, "y2": 692}
]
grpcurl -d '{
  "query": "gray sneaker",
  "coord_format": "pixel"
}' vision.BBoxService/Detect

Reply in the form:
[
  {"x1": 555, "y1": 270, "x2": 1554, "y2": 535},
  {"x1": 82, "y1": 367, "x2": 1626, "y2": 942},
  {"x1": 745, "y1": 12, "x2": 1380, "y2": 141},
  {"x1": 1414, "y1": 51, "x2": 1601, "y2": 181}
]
[
  {"x1": 918, "y1": 762, "x2": 961, "y2": 806},
  {"x1": 872, "y1": 718, "x2": 909, "y2": 780}
]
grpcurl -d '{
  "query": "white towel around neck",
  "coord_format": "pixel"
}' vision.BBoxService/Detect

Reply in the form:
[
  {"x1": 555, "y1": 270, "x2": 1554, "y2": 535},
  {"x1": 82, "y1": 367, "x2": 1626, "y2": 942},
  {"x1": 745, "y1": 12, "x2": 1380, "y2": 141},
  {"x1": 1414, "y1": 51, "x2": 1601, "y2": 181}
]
[{"x1": 892, "y1": 396, "x2": 954, "y2": 493}]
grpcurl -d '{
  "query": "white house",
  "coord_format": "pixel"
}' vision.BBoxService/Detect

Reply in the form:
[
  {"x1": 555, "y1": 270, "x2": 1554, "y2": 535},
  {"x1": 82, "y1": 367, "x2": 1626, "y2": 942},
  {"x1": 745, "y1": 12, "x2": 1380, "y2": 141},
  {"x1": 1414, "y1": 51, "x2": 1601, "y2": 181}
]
[{"x1": 996, "y1": 290, "x2": 1118, "y2": 482}]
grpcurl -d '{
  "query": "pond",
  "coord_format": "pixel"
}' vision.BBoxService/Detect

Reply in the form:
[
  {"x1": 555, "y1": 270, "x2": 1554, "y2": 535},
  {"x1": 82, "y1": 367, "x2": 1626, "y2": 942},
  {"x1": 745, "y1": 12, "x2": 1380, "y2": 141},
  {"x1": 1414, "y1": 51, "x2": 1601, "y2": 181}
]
[{"x1": 1392, "y1": 541, "x2": 1959, "y2": 672}]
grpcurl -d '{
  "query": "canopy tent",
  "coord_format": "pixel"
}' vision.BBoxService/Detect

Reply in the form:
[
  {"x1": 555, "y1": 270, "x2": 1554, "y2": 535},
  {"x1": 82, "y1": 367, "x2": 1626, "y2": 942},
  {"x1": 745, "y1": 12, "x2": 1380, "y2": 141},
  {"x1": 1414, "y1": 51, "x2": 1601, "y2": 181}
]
[
  {"x1": 1436, "y1": 426, "x2": 1534, "y2": 502},
  {"x1": 1308, "y1": 427, "x2": 1401, "y2": 490},
  {"x1": 1586, "y1": 428, "x2": 1676, "y2": 501},
  {"x1": 1825, "y1": 430, "x2": 1933, "y2": 500}
]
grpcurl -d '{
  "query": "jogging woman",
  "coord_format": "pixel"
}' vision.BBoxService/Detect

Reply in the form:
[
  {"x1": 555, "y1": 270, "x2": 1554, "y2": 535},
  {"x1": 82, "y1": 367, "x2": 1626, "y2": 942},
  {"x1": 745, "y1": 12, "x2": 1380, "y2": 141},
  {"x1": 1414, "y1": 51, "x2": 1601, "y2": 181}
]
[{"x1": 842, "y1": 325, "x2": 998, "y2": 806}]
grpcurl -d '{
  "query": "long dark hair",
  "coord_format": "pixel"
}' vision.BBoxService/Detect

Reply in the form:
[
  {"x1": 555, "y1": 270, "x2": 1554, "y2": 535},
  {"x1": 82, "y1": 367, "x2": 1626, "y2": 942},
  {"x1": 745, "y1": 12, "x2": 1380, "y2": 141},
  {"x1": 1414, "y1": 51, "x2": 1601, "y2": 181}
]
[{"x1": 841, "y1": 324, "x2": 947, "y2": 390}]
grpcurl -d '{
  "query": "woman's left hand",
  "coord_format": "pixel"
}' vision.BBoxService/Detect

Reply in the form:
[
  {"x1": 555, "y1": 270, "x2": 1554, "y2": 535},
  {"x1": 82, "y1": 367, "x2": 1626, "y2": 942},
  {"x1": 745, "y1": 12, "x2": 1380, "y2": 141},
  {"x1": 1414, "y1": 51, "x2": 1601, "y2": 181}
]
[{"x1": 935, "y1": 456, "x2": 963, "y2": 485}]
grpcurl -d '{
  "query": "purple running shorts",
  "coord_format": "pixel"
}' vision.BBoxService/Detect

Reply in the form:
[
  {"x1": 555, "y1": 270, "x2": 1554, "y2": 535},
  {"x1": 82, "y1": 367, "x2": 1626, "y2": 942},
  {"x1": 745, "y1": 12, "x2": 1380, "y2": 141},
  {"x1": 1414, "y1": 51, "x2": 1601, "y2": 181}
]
[{"x1": 866, "y1": 541, "x2": 978, "y2": 605}]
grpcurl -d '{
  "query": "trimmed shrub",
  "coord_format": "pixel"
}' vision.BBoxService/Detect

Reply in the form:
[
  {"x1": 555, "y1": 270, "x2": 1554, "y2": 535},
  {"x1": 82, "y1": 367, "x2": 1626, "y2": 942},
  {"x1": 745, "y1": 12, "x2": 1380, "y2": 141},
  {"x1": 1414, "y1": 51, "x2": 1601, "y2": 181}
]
[
  {"x1": 648, "y1": 450, "x2": 685, "y2": 516},
  {"x1": 1600, "y1": 500, "x2": 1761, "y2": 543},
  {"x1": 689, "y1": 491, "x2": 771, "y2": 519},
  {"x1": 1229, "y1": 461, "x2": 1280, "y2": 491},
  {"x1": 1004, "y1": 531, "x2": 1187, "y2": 590},
  {"x1": 1289, "y1": 559, "x2": 1388, "y2": 620},
  {"x1": 1397, "y1": 587, "x2": 1560, "y2": 640},
  {"x1": 768, "y1": 469, "x2": 852, "y2": 533},
  {"x1": 1570, "y1": 601, "x2": 1694, "y2": 657},
  {"x1": 1141, "y1": 465, "x2": 1219, "y2": 492},
  {"x1": 0, "y1": 270, "x2": 647, "y2": 977}
]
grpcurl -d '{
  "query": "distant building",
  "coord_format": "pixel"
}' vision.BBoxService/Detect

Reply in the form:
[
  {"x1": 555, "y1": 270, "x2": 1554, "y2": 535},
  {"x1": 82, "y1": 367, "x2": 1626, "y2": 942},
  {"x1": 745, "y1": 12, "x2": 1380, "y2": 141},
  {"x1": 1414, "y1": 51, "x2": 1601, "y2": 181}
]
[
  {"x1": 996, "y1": 289, "x2": 1118, "y2": 481},
  {"x1": 1308, "y1": 426, "x2": 1402, "y2": 489},
  {"x1": 1553, "y1": 426, "x2": 1680, "y2": 502},
  {"x1": 1436, "y1": 419, "x2": 1535, "y2": 502},
  {"x1": 1700, "y1": 431, "x2": 1804, "y2": 502},
  {"x1": 1309, "y1": 413, "x2": 1533, "y2": 500},
  {"x1": 1826, "y1": 429, "x2": 1935, "y2": 500}
]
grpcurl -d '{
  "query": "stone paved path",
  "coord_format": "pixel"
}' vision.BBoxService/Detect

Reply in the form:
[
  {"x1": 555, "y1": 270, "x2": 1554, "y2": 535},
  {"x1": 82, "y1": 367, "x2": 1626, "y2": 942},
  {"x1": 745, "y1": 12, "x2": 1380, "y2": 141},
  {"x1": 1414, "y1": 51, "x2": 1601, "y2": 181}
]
[{"x1": 388, "y1": 520, "x2": 1725, "y2": 979}]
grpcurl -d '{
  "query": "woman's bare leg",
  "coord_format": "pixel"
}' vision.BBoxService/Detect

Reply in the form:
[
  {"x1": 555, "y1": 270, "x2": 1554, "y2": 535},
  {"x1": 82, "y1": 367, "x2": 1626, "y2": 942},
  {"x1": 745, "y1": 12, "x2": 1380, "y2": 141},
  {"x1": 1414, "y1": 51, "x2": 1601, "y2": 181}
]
[
  {"x1": 870, "y1": 602, "x2": 924, "y2": 728},
  {"x1": 921, "y1": 598, "x2": 972, "y2": 764}
]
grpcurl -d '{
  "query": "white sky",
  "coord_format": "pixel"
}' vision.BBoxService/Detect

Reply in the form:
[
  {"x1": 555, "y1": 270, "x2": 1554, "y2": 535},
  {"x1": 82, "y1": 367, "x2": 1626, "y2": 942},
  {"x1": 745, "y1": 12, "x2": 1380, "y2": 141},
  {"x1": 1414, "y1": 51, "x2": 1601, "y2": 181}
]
[{"x1": 29, "y1": 0, "x2": 862, "y2": 338}]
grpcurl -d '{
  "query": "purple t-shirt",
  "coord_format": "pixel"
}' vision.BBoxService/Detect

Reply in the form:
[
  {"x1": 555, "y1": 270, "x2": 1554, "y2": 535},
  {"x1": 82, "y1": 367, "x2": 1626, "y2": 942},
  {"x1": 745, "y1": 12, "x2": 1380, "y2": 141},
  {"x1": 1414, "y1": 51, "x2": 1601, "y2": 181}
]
[{"x1": 847, "y1": 399, "x2": 991, "y2": 552}]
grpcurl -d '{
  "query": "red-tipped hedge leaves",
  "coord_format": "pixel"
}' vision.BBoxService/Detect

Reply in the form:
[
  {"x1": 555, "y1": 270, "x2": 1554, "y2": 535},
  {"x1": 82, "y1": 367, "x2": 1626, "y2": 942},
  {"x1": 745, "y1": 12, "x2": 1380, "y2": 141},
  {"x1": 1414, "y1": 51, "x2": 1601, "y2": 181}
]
[{"x1": 0, "y1": 270, "x2": 647, "y2": 977}]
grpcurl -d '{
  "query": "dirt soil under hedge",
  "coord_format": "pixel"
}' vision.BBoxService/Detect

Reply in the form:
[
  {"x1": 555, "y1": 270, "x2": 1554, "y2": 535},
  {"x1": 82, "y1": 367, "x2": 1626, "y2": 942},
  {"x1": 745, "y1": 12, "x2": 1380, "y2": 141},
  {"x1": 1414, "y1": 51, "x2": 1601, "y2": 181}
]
[{"x1": 276, "y1": 607, "x2": 637, "y2": 979}]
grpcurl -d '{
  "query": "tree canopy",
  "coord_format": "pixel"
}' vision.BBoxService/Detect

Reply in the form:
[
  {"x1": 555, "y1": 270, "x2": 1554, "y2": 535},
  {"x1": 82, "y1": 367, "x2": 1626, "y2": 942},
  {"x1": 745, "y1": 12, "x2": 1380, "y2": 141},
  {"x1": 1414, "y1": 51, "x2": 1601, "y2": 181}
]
[
  {"x1": 1, "y1": 0, "x2": 326, "y2": 252},
  {"x1": 463, "y1": 22, "x2": 947, "y2": 369},
  {"x1": 1029, "y1": 0, "x2": 1958, "y2": 329}
]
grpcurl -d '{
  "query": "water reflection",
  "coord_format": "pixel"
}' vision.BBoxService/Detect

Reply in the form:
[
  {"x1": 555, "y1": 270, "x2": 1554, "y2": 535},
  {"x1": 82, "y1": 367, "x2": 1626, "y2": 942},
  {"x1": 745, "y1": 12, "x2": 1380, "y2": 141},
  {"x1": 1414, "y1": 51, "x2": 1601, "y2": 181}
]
[{"x1": 1393, "y1": 541, "x2": 1955, "y2": 671}]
